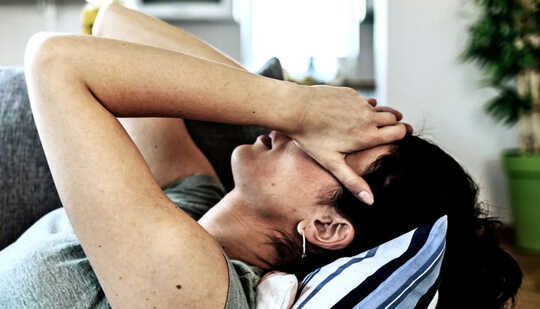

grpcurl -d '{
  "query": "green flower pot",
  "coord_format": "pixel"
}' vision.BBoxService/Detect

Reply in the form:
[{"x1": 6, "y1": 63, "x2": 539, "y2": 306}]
[{"x1": 503, "y1": 149, "x2": 540, "y2": 252}]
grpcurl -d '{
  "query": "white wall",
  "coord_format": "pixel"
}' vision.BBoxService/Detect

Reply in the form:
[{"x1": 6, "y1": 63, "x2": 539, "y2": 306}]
[
  {"x1": 0, "y1": 3, "x2": 241, "y2": 66},
  {"x1": 0, "y1": 4, "x2": 78, "y2": 66},
  {"x1": 375, "y1": 0, "x2": 519, "y2": 222}
]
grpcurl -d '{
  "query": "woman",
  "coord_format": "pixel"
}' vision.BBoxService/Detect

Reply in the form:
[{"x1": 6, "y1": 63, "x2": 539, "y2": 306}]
[{"x1": 0, "y1": 3, "x2": 520, "y2": 309}]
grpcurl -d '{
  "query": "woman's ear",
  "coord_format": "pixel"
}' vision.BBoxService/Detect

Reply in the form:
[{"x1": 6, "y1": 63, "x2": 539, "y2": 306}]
[{"x1": 297, "y1": 214, "x2": 355, "y2": 251}]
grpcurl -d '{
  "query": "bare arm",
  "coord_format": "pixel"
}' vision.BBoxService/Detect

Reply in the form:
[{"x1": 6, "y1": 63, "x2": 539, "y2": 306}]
[
  {"x1": 24, "y1": 32, "x2": 303, "y2": 308},
  {"x1": 90, "y1": 4, "x2": 406, "y2": 201},
  {"x1": 28, "y1": 34, "x2": 300, "y2": 128},
  {"x1": 91, "y1": 3, "x2": 248, "y2": 187},
  {"x1": 93, "y1": 3, "x2": 244, "y2": 71}
]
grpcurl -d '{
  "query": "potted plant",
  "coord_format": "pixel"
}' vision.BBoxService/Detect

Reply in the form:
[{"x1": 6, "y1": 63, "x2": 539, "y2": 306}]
[{"x1": 463, "y1": 0, "x2": 539, "y2": 251}]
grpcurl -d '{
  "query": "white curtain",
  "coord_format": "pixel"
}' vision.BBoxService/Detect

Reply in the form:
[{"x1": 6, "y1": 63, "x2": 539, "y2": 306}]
[{"x1": 236, "y1": 0, "x2": 366, "y2": 78}]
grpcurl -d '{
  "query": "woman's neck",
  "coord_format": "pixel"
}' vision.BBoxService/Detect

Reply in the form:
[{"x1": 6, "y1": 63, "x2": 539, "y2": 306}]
[{"x1": 198, "y1": 189, "x2": 278, "y2": 269}]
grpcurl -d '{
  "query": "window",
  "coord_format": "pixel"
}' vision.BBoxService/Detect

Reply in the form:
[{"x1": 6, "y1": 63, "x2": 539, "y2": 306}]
[{"x1": 237, "y1": 0, "x2": 367, "y2": 83}]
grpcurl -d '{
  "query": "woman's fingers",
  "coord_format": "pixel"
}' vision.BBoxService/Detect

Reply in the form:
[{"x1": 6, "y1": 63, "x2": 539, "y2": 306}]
[
  {"x1": 287, "y1": 87, "x2": 409, "y2": 204},
  {"x1": 367, "y1": 98, "x2": 377, "y2": 107},
  {"x1": 292, "y1": 139, "x2": 375, "y2": 205},
  {"x1": 323, "y1": 154, "x2": 374, "y2": 205},
  {"x1": 374, "y1": 112, "x2": 398, "y2": 126},
  {"x1": 376, "y1": 123, "x2": 408, "y2": 144},
  {"x1": 403, "y1": 122, "x2": 414, "y2": 134},
  {"x1": 374, "y1": 107, "x2": 411, "y2": 136},
  {"x1": 374, "y1": 106, "x2": 402, "y2": 121}
]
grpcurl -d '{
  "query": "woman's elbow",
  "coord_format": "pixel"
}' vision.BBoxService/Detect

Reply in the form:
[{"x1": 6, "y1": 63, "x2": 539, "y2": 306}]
[
  {"x1": 24, "y1": 32, "x2": 82, "y2": 111},
  {"x1": 25, "y1": 32, "x2": 56, "y2": 73},
  {"x1": 24, "y1": 32, "x2": 84, "y2": 81}
]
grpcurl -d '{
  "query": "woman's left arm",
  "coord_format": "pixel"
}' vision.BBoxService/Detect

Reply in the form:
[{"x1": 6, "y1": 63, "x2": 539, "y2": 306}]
[{"x1": 24, "y1": 32, "x2": 250, "y2": 308}]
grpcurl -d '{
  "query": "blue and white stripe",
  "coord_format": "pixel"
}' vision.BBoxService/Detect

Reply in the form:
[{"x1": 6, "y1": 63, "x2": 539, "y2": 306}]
[{"x1": 291, "y1": 216, "x2": 448, "y2": 309}]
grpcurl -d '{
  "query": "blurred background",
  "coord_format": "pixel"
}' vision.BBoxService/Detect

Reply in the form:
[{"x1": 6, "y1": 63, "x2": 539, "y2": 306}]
[
  {"x1": 0, "y1": 0, "x2": 527, "y2": 222},
  {"x1": 0, "y1": 0, "x2": 538, "y2": 306}
]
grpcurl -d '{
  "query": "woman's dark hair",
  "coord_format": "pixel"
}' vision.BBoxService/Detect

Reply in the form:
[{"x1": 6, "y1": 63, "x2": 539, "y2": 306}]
[{"x1": 268, "y1": 134, "x2": 522, "y2": 308}]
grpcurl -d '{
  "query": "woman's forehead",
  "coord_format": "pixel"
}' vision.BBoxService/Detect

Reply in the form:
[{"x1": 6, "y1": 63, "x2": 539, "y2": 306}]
[{"x1": 345, "y1": 144, "x2": 393, "y2": 175}]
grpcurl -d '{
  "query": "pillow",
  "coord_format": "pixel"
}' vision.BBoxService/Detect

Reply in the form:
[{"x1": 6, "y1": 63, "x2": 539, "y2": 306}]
[
  {"x1": 256, "y1": 271, "x2": 298, "y2": 309},
  {"x1": 290, "y1": 215, "x2": 448, "y2": 309},
  {"x1": 256, "y1": 57, "x2": 285, "y2": 81}
]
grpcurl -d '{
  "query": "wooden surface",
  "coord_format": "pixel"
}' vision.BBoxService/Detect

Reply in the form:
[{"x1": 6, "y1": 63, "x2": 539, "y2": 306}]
[{"x1": 500, "y1": 229, "x2": 540, "y2": 308}]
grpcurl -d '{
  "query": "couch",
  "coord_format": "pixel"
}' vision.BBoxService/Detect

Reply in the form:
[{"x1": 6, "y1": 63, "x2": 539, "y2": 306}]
[{"x1": 0, "y1": 59, "x2": 283, "y2": 250}]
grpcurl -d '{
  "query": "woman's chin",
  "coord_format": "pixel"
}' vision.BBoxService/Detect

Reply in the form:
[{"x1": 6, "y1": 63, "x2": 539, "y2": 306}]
[
  {"x1": 231, "y1": 142, "x2": 265, "y2": 166},
  {"x1": 231, "y1": 144, "x2": 249, "y2": 165},
  {"x1": 230, "y1": 144, "x2": 269, "y2": 187},
  {"x1": 230, "y1": 144, "x2": 252, "y2": 179}
]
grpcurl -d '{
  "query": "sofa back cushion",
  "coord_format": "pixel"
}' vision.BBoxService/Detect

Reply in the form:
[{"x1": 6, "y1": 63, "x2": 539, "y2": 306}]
[{"x1": 0, "y1": 66, "x2": 62, "y2": 250}]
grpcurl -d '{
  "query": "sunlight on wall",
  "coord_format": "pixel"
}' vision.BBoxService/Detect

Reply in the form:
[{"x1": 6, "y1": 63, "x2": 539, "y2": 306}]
[{"x1": 240, "y1": 0, "x2": 365, "y2": 79}]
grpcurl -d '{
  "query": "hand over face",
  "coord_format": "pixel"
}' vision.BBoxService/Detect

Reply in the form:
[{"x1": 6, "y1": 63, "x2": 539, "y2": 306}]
[{"x1": 283, "y1": 85, "x2": 410, "y2": 205}]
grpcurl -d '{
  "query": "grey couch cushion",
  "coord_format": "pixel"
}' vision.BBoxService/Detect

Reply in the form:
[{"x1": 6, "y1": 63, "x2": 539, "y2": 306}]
[
  {"x1": 0, "y1": 58, "x2": 283, "y2": 250},
  {"x1": 0, "y1": 67, "x2": 62, "y2": 251}
]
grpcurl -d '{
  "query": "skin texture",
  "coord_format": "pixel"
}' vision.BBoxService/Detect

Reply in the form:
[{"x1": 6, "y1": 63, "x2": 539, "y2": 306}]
[
  {"x1": 92, "y1": 6, "x2": 407, "y2": 204},
  {"x1": 22, "y1": 3, "x2": 406, "y2": 308},
  {"x1": 92, "y1": 2, "x2": 243, "y2": 188},
  {"x1": 199, "y1": 131, "x2": 392, "y2": 268}
]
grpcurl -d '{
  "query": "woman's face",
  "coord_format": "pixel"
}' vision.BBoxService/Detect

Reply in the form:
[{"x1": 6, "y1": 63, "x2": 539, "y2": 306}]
[{"x1": 230, "y1": 130, "x2": 392, "y2": 222}]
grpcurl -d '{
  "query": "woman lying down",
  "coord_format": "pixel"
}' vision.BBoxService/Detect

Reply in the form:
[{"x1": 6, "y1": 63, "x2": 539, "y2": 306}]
[{"x1": 0, "y1": 3, "x2": 521, "y2": 309}]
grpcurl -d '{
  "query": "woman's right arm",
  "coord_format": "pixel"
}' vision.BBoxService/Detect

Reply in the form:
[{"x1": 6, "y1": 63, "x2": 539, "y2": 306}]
[
  {"x1": 90, "y1": 3, "x2": 405, "y2": 202},
  {"x1": 93, "y1": 3, "x2": 245, "y2": 71},
  {"x1": 30, "y1": 30, "x2": 405, "y2": 202},
  {"x1": 91, "y1": 3, "x2": 248, "y2": 188}
]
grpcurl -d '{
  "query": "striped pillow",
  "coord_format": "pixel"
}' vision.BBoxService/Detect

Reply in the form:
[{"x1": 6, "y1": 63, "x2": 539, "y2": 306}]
[{"x1": 292, "y1": 215, "x2": 447, "y2": 309}]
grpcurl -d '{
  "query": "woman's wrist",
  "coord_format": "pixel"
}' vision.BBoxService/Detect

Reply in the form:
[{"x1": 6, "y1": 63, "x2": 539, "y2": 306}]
[{"x1": 259, "y1": 79, "x2": 310, "y2": 134}]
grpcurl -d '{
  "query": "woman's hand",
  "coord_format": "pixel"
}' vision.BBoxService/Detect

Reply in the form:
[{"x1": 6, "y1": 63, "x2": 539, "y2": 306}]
[{"x1": 284, "y1": 85, "x2": 409, "y2": 205}]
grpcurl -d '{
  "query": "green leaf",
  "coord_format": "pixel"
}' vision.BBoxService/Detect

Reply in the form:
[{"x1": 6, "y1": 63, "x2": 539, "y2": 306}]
[
  {"x1": 484, "y1": 87, "x2": 532, "y2": 125},
  {"x1": 463, "y1": 0, "x2": 538, "y2": 125}
]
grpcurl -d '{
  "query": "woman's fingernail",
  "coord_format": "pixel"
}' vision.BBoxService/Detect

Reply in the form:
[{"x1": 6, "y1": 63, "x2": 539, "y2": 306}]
[{"x1": 359, "y1": 191, "x2": 374, "y2": 205}]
